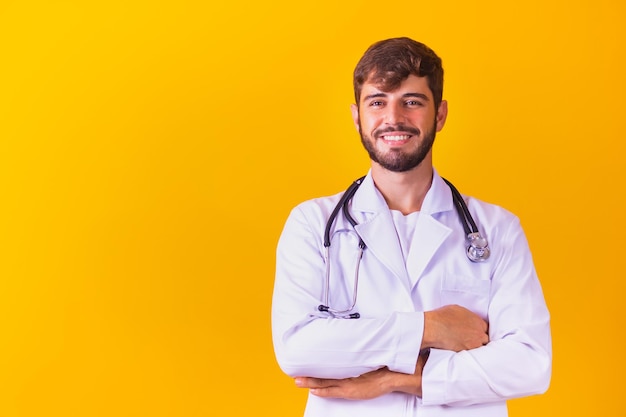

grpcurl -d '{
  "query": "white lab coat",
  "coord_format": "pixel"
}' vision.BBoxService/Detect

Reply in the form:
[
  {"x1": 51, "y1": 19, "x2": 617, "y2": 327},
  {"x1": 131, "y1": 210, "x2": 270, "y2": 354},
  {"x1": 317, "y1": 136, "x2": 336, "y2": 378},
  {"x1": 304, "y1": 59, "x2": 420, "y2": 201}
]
[{"x1": 272, "y1": 170, "x2": 551, "y2": 417}]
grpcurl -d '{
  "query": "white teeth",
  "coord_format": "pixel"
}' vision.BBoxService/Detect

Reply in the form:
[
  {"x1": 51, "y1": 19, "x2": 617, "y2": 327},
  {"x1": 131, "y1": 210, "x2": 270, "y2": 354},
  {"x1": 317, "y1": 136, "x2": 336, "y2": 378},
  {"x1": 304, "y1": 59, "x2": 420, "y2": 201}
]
[{"x1": 383, "y1": 135, "x2": 410, "y2": 141}]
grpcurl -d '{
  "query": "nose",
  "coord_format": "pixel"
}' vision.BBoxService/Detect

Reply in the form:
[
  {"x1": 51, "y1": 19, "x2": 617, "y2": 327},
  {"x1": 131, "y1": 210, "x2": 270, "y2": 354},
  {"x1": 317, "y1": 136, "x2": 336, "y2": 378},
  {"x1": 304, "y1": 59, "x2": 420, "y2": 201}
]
[{"x1": 384, "y1": 102, "x2": 406, "y2": 125}]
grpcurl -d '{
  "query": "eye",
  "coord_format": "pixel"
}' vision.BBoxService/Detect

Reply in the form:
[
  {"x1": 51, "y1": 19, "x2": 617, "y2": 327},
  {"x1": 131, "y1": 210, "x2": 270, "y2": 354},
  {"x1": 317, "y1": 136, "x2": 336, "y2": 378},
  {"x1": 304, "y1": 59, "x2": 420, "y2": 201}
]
[
  {"x1": 405, "y1": 99, "x2": 424, "y2": 107},
  {"x1": 369, "y1": 100, "x2": 384, "y2": 107}
]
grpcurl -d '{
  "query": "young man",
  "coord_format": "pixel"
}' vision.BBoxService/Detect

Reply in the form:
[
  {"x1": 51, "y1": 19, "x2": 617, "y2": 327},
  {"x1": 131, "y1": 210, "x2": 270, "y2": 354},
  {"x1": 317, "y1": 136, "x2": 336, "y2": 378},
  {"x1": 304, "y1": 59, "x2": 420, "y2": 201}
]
[{"x1": 272, "y1": 37, "x2": 551, "y2": 417}]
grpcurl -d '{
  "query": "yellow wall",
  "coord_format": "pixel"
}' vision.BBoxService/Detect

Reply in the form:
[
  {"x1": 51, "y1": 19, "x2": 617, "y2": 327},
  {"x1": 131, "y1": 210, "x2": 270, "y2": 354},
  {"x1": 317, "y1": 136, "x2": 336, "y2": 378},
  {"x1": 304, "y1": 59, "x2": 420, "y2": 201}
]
[{"x1": 0, "y1": 0, "x2": 624, "y2": 415}]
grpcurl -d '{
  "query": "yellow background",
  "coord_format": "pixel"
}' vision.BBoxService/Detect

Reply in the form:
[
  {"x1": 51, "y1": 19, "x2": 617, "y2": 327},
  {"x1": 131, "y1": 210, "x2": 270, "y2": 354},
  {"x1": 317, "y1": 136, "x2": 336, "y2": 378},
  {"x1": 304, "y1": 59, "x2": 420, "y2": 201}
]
[{"x1": 0, "y1": 0, "x2": 624, "y2": 415}]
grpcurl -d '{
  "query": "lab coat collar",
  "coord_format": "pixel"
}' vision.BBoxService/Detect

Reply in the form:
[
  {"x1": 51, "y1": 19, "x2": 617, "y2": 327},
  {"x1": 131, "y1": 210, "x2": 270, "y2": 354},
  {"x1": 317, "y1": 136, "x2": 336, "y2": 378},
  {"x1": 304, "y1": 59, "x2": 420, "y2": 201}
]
[
  {"x1": 351, "y1": 168, "x2": 454, "y2": 215},
  {"x1": 350, "y1": 168, "x2": 454, "y2": 290}
]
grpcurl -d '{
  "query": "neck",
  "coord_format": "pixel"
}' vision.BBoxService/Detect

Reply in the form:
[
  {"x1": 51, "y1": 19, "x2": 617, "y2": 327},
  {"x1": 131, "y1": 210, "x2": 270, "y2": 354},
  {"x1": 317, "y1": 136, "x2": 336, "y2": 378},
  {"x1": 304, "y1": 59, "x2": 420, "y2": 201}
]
[{"x1": 370, "y1": 159, "x2": 434, "y2": 215}]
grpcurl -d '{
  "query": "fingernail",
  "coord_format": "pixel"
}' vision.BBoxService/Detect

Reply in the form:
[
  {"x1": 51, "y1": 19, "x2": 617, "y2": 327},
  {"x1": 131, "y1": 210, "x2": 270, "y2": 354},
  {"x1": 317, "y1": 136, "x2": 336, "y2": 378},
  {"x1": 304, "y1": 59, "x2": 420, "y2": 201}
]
[{"x1": 294, "y1": 378, "x2": 303, "y2": 387}]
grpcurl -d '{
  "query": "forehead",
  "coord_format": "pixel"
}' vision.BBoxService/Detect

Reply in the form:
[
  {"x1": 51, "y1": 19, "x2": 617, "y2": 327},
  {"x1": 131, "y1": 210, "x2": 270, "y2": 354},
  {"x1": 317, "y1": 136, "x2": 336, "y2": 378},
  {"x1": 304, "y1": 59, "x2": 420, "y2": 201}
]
[{"x1": 360, "y1": 74, "x2": 433, "y2": 101}]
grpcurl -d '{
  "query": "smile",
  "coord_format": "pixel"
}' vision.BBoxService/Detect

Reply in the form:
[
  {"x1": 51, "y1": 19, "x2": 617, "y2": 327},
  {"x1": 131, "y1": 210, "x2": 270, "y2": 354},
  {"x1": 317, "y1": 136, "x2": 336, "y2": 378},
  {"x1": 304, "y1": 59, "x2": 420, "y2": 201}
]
[{"x1": 381, "y1": 134, "x2": 411, "y2": 141}]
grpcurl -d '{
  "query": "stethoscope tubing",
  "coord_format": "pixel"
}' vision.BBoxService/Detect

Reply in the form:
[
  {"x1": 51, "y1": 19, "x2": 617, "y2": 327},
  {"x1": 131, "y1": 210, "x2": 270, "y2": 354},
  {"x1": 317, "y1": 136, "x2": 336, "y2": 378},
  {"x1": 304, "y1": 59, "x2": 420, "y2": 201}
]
[
  {"x1": 442, "y1": 177, "x2": 478, "y2": 236},
  {"x1": 319, "y1": 175, "x2": 489, "y2": 319},
  {"x1": 323, "y1": 176, "x2": 366, "y2": 249}
]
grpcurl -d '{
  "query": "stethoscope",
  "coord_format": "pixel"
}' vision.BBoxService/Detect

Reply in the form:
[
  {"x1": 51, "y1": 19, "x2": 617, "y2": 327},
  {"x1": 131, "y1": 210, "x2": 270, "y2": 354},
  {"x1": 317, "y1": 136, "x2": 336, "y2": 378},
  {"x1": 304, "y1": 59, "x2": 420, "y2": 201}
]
[{"x1": 318, "y1": 176, "x2": 490, "y2": 319}]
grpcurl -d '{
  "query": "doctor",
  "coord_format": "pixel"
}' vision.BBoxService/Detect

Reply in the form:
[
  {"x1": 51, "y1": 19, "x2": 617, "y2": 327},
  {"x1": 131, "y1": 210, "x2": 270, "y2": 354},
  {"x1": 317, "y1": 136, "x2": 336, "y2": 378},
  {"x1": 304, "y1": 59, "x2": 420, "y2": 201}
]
[{"x1": 271, "y1": 37, "x2": 551, "y2": 416}]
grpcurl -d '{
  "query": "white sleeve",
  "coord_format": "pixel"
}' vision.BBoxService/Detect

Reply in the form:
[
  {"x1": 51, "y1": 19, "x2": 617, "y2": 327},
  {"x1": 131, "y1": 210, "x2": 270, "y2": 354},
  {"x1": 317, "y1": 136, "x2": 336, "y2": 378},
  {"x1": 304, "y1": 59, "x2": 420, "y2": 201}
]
[
  {"x1": 271, "y1": 204, "x2": 423, "y2": 379},
  {"x1": 421, "y1": 216, "x2": 552, "y2": 406}
]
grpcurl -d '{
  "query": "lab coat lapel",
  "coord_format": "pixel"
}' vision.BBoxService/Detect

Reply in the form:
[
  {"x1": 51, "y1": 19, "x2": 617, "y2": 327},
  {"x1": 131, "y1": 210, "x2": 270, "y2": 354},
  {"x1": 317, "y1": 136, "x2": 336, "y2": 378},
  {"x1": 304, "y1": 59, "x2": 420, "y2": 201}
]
[
  {"x1": 351, "y1": 175, "x2": 411, "y2": 290},
  {"x1": 351, "y1": 171, "x2": 455, "y2": 291},
  {"x1": 405, "y1": 172, "x2": 454, "y2": 289},
  {"x1": 405, "y1": 214, "x2": 452, "y2": 289}
]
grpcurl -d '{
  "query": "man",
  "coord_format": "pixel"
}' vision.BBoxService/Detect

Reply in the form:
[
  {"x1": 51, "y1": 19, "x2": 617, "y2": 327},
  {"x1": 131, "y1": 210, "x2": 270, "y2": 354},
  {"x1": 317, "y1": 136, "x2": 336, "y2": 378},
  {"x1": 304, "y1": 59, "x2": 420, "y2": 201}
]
[{"x1": 271, "y1": 37, "x2": 551, "y2": 416}]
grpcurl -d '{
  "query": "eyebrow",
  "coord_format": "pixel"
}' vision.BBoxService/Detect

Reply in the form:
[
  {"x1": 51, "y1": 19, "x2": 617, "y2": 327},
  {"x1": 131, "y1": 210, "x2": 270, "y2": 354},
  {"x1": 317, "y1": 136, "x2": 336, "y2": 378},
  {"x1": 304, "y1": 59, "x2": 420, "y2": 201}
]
[{"x1": 363, "y1": 92, "x2": 430, "y2": 101}]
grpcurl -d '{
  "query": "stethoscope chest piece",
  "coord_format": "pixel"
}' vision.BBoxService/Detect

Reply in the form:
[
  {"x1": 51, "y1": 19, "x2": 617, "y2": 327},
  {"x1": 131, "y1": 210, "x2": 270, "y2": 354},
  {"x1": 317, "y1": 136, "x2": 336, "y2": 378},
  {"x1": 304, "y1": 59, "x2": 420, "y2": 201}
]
[{"x1": 466, "y1": 232, "x2": 490, "y2": 262}]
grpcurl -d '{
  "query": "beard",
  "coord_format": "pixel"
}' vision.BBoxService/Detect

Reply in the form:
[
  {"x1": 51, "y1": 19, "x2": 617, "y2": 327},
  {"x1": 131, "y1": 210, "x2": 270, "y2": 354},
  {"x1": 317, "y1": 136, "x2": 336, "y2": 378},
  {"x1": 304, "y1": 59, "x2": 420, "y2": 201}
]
[{"x1": 359, "y1": 119, "x2": 437, "y2": 173}]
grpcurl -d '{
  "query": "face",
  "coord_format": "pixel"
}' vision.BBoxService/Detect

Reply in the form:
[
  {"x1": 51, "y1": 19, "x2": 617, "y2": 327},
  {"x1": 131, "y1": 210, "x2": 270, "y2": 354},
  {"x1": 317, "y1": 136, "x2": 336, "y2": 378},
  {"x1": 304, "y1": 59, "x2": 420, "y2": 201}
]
[{"x1": 351, "y1": 74, "x2": 448, "y2": 173}]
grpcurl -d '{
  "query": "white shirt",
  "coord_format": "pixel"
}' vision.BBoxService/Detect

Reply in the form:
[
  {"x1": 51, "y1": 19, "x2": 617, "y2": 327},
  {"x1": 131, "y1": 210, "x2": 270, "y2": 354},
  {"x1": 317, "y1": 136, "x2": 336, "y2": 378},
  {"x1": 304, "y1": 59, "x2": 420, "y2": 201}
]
[
  {"x1": 271, "y1": 170, "x2": 552, "y2": 417},
  {"x1": 390, "y1": 209, "x2": 419, "y2": 265}
]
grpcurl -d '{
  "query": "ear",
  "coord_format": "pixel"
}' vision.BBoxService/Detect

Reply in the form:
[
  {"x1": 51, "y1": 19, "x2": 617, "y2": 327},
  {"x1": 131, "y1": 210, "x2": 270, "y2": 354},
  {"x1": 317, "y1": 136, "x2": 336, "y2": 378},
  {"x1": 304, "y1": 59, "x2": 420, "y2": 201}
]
[
  {"x1": 350, "y1": 103, "x2": 360, "y2": 132},
  {"x1": 435, "y1": 100, "x2": 448, "y2": 132}
]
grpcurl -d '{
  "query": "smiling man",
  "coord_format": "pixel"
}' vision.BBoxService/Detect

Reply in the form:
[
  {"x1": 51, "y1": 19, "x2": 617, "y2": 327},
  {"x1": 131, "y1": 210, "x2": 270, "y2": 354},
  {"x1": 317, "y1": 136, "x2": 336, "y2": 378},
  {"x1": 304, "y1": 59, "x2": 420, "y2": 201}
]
[{"x1": 271, "y1": 37, "x2": 552, "y2": 417}]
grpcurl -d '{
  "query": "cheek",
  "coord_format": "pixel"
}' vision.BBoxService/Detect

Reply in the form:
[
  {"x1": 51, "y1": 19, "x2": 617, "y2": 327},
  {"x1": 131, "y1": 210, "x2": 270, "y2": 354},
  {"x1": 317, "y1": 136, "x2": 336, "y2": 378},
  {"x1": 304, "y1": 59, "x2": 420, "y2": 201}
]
[{"x1": 359, "y1": 115, "x2": 381, "y2": 134}]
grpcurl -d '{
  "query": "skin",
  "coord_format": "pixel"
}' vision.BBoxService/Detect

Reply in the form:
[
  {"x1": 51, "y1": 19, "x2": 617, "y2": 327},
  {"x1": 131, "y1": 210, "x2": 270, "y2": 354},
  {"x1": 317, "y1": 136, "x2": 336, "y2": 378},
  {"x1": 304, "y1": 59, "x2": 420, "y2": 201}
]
[
  {"x1": 351, "y1": 74, "x2": 447, "y2": 214},
  {"x1": 294, "y1": 74, "x2": 489, "y2": 399},
  {"x1": 296, "y1": 351, "x2": 429, "y2": 399}
]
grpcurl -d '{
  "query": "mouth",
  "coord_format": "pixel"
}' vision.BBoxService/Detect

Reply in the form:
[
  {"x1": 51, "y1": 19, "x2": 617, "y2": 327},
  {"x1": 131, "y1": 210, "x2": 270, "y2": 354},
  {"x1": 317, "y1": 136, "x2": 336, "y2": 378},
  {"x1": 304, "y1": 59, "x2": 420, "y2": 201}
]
[
  {"x1": 380, "y1": 134, "x2": 412, "y2": 142},
  {"x1": 375, "y1": 125, "x2": 421, "y2": 145},
  {"x1": 378, "y1": 132, "x2": 415, "y2": 146}
]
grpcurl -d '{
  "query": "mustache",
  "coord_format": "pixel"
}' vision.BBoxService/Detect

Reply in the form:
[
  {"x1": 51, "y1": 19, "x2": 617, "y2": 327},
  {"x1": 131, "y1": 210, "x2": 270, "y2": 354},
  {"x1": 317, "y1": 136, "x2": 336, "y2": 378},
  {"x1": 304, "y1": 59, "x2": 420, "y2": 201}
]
[{"x1": 373, "y1": 124, "x2": 421, "y2": 138}]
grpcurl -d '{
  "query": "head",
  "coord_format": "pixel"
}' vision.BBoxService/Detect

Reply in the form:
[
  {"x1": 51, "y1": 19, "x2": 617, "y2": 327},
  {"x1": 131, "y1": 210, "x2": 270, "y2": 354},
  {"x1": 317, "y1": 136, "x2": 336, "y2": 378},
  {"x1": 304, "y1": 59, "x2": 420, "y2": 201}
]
[
  {"x1": 353, "y1": 37, "x2": 444, "y2": 113},
  {"x1": 351, "y1": 38, "x2": 447, "y2": 173}
]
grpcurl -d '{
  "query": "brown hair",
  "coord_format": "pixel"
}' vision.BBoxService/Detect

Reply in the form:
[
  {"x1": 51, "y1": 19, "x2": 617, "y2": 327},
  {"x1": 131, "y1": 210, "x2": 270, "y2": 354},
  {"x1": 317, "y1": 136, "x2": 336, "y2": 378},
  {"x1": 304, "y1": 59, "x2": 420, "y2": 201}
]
[{"x1": 353, "y1": 37, "x2": 444, "y2": 109}]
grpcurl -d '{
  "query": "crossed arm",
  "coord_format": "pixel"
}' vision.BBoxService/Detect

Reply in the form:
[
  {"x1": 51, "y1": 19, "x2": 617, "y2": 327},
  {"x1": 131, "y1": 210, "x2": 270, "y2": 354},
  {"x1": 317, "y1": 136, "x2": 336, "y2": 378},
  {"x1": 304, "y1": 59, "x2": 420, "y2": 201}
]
[{"x1": 293, "y1": 304, "x2": 488, "y2": 399}]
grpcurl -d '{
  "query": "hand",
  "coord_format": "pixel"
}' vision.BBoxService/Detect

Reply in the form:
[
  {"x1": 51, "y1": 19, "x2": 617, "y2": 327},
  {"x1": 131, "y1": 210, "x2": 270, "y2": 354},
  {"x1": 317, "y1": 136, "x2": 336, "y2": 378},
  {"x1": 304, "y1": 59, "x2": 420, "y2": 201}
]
[
  {"x1": 423, "y1": 304, "x2": 489, "y2": 352},
  {"x1": 294, "y1": 352, "x2": 429, "y2": 399}
]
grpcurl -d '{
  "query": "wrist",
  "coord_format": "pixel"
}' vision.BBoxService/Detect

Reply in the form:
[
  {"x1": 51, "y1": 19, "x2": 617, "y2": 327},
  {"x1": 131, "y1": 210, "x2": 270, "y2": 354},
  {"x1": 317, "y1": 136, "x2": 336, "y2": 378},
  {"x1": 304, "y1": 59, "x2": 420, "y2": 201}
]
[
  {"x1": 394, "y1": 372, "x2": 422, "y2": 397},
  {"x1": 388, "y1": 369, "x2": 422, "y2": 397},
  {"x1": 422, "y1": 310, "x2": 437, "y2": 349},
  {"x1": 389, "y1": 353, "x2": 428, "y2": 397}
]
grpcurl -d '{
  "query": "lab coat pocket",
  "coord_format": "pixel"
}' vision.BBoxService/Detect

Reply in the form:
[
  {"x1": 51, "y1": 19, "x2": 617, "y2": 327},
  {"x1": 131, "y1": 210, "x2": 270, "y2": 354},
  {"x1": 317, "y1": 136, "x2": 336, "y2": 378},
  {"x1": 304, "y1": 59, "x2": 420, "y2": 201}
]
[{"x1": 440, "y1": 274, "x2": 490, "y2": 318}]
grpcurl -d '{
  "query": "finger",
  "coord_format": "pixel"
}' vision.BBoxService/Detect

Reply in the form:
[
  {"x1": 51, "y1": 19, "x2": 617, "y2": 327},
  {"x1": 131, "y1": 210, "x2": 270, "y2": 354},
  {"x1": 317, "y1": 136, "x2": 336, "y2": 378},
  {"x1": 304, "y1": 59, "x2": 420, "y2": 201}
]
[
  {"x1": 295, "y1": 377, "x2": 335, "y2": 389},
  {"x1": 309, "y1": 387, "x2": 341, "y2": 398},
  {"x1": 294, "y1": 377, "x2": 312, "y2": 388}
]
